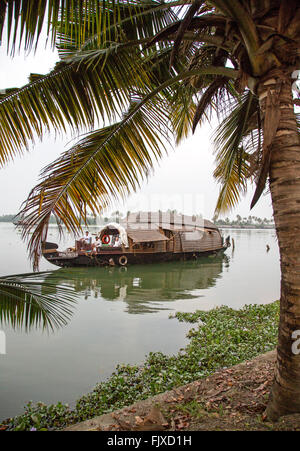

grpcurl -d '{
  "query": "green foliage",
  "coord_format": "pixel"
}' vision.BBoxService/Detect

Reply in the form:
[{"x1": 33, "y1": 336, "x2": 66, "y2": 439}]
[
  {"x1": 0, "y1": 214, "x2": 97, "y2": 224},
  {"x1": 0, "y1": 1, "x2": 299, "y2": 267},
  {"x1": 0, "y1": 271, "x2": 78, "y2": 332},
  {"x1": 173, "y1": 302, "x2": 279, "y2": 369},
  {"x1": 2, "y1": 301, "x2": 279, "y2": 431},
  {"x1": 1, "y1": 1, "x2": 171, "y2": 55},
  {"x1": 213, "y1": 91, "x2": 260, "y2": 215},
  {"x1": 5, "y1": 402, "x2": 73, "y2": 432},
  {"x1": 214, "y1": 215, "x2": 274, "y2": 228},
  {"x1": 0, "y1": 1, "x2": 241, "y2": 269}
]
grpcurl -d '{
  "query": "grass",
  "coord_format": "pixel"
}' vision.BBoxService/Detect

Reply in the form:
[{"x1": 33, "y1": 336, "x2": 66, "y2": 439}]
[{"x1": 2, "y1": 301, "x2": 279, "y2": 431}]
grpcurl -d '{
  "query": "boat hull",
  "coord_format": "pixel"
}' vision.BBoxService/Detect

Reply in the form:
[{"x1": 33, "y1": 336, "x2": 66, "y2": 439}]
[{"x1": 43, "y1": 247, "x2": 228, "y2": 268}]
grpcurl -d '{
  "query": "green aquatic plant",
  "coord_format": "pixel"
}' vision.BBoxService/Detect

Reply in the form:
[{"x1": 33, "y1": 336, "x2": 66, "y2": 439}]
[
  {"x1": 2, "y1": 301, "x2": 279, "y2": 431},
  {"x1": 0, "y1": 0, "x2": 299, "y2": 419}
]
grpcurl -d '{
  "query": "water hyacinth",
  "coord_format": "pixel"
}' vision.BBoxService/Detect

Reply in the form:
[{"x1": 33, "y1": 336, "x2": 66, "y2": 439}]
[{"x1": 2, "y1": 302, "x2": 279, "y2": 431}]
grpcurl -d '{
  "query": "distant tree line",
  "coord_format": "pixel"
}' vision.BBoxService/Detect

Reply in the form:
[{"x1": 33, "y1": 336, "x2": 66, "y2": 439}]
[
  {"x1": 214, "y1": 215, "x2": 275, "y2": 228},
  {"x1": 0, "y1": 212, "x2": 274, "y2": 229},
  {"x1": 0, "y1": 214, "x2": 98, "y2": 225}
]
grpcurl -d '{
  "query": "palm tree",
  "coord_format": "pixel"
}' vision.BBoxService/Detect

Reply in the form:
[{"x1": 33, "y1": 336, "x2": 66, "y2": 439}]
[{"x1": 0, "y1": 0, "x2": 300, "y2": 420}]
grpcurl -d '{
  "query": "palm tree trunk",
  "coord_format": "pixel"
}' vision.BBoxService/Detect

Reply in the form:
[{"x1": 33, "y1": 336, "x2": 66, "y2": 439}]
[{"x1": 258, "y1": 70, "x2": 300, "y2": 420}]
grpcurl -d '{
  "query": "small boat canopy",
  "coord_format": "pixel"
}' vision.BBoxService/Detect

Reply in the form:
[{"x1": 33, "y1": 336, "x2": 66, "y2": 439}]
[{"x1": 98, "y1": 222, "x2": 129, "y2": 247}]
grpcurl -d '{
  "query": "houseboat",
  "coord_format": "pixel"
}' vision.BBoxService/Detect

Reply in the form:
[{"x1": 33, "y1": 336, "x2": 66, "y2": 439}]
[{"x1": 42, "y1": 211, "x2": 230, "y2": 268}]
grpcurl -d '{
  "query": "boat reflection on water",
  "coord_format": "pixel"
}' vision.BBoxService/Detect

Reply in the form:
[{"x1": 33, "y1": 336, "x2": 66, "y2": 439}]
[{"x1": 44, "y1": 254, "x2": 229, "y2": 314}]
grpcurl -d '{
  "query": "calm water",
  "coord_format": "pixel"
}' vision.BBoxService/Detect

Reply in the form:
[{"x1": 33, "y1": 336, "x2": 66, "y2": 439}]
[{"x1": 0, "y1": 223, "x2": 280, "y2": 420}]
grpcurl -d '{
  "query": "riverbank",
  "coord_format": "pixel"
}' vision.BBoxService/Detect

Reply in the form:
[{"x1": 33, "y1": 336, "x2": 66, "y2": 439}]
[
  {"x1": 1, "y1": 301, "x2": 281, "y2": 431},
  {"x1": 64, "y1": 349, "x2": 300, "y2": 431}
]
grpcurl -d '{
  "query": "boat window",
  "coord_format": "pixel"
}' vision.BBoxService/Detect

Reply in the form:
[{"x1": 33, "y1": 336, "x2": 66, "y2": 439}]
[{"x1": 142, "y1": 242, "x2": 154, "y2": 249}]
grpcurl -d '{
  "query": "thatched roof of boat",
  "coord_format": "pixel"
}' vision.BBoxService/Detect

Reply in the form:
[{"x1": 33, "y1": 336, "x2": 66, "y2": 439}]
[
  {"x1": 121, "y1": 211, "x2": 217, "y2": 230},
  {"x1": 127, "y1": 229, "x2": 169, "y2": 243}
]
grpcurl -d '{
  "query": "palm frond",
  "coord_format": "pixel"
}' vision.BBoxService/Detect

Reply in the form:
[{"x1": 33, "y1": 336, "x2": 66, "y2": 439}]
[
  {"x1": 1, "y1": 0, "x2": 174, "y2": 54},
  {"x1": 192, "y1": 76, "x2": 231, "y2": 132},
  {"x1": 209, "y1": 1, "x2": 259, "y2": 47},
  {"x1": 0, "y1": 271, "x2": 77, "y2": 332},
  {"x1": 214, "y1": 152, "x2": 250, "y2": 215},
  {"x1": 0, "y1": 0, "x2": 182, "y2": 168},
  {"x1": 213, "y1": 90, "x2": 261, "y2": 214},
  {"x1": 148, "y1": 13, "x2": 230, "y2": 47},
  {"x1": 56, "y1": 0, "x2": 179, "y2": 59},
  {"x1": 0, "y1": 42, "x2": 151, "y2": 167},
  {"x1": 18, "y1": 65, "x2": 238, "y2": 268},
  {"x1": 168, "y1": 84, "x2": 198, "y2": 144},
  {"x1": 1, "y1": 0, "x2": 93, "y2": 53},
  {"x1": 169, "y1": 0, "x2": 203, "y2": 68},
  {"x1": 19, "y1": 97, "x2": 170, "y2": 269}
]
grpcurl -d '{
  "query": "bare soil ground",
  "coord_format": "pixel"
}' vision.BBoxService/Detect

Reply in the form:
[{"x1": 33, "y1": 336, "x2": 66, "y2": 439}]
[{"x1": 65, "y1": 350, "x2": 300, "y2": 431}]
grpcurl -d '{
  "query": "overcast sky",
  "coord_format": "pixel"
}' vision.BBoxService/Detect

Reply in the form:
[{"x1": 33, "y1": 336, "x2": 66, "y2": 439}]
[{"x1": 0, "y1": 39, "x2": 274, "y2": 221}]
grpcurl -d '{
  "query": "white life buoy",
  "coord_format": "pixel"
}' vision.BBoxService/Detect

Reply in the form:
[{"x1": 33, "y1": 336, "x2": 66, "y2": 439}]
[{"x1": 119, "y1": 255, "x2": 128, "y2": 266}]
